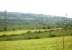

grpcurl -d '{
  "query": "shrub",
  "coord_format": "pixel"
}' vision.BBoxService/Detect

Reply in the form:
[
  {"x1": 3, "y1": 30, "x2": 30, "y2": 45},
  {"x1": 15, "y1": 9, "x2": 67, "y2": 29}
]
[
  {"x1": 12, "y1": 28, "x2": 16, "y2": 31},
  {"x1": 26, "y1": 31, "x2": 32, "y2": 33},
  {"x1": 49, "y1": 34, "x2": 56, "y2": 37},
  {"x1": 34, "y1": 36, "x2": 40, "y2": 39},
  {"x1": 27, "y1": 36, "x2": 32, "y2": 39},
  {"x1": 1, "y1": 34, "x2": 7, "y2": 37},
  {"x1": 47, "y1": 27, "x2": 51, "y2": 29},
  {"x1": 3, "y1": 27, "x2": 7, "y2": 31}
]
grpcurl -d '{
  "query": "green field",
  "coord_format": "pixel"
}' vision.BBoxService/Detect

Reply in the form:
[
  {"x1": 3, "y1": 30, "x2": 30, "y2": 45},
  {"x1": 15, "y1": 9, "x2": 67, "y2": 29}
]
[
  {"x1": 0, "y1": 36, "x2": 72, "y2": 50},
  {"x1": 0, "y1": 28, "x2": 72, "y2": 50},
  {"x1": 0, "y1": 28, "x2": 62, "y2": 35},
  {"x1": 0, "y1": 10, "x2": 72, "y2": 50},
  {"x1": 0, "y1": 29, "x2": 48, "y2": 35}
]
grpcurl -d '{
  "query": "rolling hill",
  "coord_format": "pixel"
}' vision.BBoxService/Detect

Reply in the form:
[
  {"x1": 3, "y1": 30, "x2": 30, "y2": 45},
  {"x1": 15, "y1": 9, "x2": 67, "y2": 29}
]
[{"x1": 0, "y1": 11, "x2": 72, "y2": 31}]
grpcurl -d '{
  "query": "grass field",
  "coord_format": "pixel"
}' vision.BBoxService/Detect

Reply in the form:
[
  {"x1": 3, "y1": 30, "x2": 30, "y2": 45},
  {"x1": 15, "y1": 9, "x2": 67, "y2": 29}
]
[
  {"x1": 0, "y1": 28, "x2": 62, "y2": 35},
  {"x1": 0, "y1": 36, "x2": 72, "y2": 50},
  {"x1": 0, "y1": 29, "x2": 47, "y2": 35}
]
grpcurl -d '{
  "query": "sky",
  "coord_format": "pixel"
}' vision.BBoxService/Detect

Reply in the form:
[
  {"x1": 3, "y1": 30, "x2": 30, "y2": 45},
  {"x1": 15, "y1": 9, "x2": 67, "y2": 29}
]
[{"x1": 0, "y1": 0, "x2": 72, "y2": 18}]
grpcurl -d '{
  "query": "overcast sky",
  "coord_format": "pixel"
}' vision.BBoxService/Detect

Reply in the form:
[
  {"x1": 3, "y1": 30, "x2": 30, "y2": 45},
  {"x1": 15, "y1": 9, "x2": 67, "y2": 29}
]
[{"x1": 0, "y1": 0, "x2": 72, "y2": 18}]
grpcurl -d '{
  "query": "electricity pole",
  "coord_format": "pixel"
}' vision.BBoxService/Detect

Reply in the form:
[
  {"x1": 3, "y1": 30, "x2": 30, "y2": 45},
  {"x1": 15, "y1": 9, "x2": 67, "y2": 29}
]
[
  {"x1": 4, "y1": 10, "x2": 8, "y2": 31},
  {"x1": 63, "y1": 13, "x2": 68, "y2": 50}
]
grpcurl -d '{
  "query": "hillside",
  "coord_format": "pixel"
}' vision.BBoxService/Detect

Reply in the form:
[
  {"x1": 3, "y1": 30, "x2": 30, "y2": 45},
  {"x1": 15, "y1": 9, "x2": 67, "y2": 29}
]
[
  {"x1": 0, "y1": 11, "x2": 72, "y2": 31},
  {"x1": 0, "y1": 11, "x2": 72, "y2": 50}
]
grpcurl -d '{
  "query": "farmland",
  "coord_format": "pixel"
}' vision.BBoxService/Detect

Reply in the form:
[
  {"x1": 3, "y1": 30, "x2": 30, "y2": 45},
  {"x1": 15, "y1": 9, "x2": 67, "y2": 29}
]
[
  {"x1": 0, "y1": 28, "x2": 62, "y2": 35},
  {"x1": 0, "y1": 36, "x2": 72, "y2": 50},
  {"x1": 0, "y1": 28, "x2": 72, "y2": 50},
  {"x1": 0, "y1": 11, "x2": 72, "y2": 50}
]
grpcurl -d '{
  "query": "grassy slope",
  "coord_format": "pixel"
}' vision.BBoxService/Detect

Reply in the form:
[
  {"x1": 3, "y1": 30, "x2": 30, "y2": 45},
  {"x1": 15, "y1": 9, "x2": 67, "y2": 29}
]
[
  {"x1": 0, "y1": 28, "x2": 62, "y2": 35},
  {"x1": 0, "y1": 36, "x2": 72, "y2": 50},
  {"x1": 0, "y1": 29, "x2": 47, "y2": 35}
]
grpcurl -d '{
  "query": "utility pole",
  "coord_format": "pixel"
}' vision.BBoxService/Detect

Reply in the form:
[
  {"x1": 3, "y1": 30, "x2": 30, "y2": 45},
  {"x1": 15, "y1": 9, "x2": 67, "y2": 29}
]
[
  {"x1": 62, "y1": 29, "x2": 64, "y2": 50},
  {"x1": 63, "y1": 13, "x2": 68, "y2": 50},
  {"x1": 4, "y1": 10, "x2": 8, "y2": 31}
]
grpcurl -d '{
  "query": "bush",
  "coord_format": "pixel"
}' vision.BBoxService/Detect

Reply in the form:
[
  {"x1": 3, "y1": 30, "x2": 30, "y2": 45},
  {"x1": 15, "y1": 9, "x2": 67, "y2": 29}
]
[
  {"x1": 27, "y1": 36, "x2": 32, "y2": 39},
  {"x1": 1, "y1": 34, "x2": 7, "y2": 37},
  {"x1": 37, "y1": 31, "x2": 43, "y2": 33},
  {"x1": 26, "y1": 31, "x2": 32, "y2": 33},
  {"x1": 34, "y1": 36, "x2": 40, "y2": 39},
  {"x1": 49, "y1": 34, "x2": 56, "y2": 37},
  {"x1": 12, "y1": 28, "x2": 16, "y2": 31},
  {"x1": 3, "y1": 27, "x2": 7, "y2": 31},
  {"x1": 47, "y1": 27, "x2": 51, "y2": 29}
]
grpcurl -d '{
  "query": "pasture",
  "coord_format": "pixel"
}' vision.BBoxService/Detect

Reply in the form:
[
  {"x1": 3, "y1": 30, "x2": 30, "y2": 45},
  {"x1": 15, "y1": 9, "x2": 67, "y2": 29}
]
[
  {"x1": 0, "y1": 28, "x2": 72, "y2": 50},
  {"x1": 0, "y1": 28, "x2": 62, "y2": 35},
  {"x1": 0, "y1": 36, "x2": 72, "y2": 50}
]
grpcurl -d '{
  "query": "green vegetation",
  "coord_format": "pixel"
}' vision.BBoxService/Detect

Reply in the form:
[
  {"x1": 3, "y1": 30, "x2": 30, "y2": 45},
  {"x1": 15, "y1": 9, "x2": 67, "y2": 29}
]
[
  {"x1": 0, "y1": 36, "x2": 72, "y2": 50},
  {"x1": 0, "y1": 29, "x2": 55, "y2": 35},
  {"x1": 0, "y1": 11, "x2": 72, "y2": 50},
  {"x1": 0, "y1": 11, "x2": 72, "y2": 31},
  {"x1": 0, "y1": 29, "x2": 72, "y2": 41}
]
